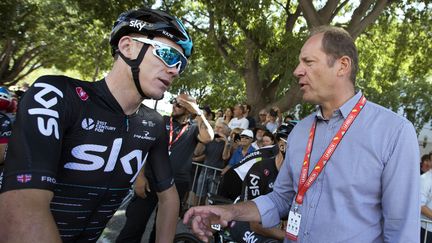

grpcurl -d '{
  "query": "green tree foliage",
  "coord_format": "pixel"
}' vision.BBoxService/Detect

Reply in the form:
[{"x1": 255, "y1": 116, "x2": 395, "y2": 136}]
[
  {"x1": 357, "y1": 1, "x2": 432, "y2": 130},
  {"x1": 163, "y1": 0, "x2": 399, "y2": 117},
  {"x1": 2, "y1": 0, "x2": 431, "y2": 130},
  {"x1": 0, "y1": 0, "x2": 148, "y2": 86}
]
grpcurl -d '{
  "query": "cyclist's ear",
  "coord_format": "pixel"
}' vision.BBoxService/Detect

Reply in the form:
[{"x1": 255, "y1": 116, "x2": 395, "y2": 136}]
[{"x1": 117, "y1": 36, "x2": 136, "y2": 59}]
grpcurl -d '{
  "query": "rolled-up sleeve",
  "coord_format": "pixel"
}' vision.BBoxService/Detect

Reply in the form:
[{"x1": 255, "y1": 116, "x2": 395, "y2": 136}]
[{"x1": 253, "y1": 150, "x2": 295, "y2": 228}]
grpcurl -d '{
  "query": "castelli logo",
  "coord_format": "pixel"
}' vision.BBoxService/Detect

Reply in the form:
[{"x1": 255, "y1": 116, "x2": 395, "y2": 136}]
[{"x1": 76, "y1": 87, "x2": 89, "y2": 101}]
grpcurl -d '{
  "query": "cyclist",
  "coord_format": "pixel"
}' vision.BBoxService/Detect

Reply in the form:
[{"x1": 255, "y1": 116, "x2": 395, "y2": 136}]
[
  {"x1": 0, "y1": 7, "x2": 193, "y2": 243},
  {"x1": 228, "y1": 124, "x2": 294, "y2": 242},
  {"x1": 218, "y1": 132, "x2": 279, "y2": 201},
  {"x1": 0, "y1": 87, "x2": 13, "y2": 166}
]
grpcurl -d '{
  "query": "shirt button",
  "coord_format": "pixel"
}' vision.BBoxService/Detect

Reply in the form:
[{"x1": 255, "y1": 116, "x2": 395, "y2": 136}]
[{"x1": 310, "y1": 204, "x2": 314, "y2": 208}]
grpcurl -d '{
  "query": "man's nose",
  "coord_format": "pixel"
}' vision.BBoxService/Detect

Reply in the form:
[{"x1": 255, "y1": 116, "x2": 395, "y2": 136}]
[{"x1": 293, "y1": 64, "x2": 304, "y2": 78}]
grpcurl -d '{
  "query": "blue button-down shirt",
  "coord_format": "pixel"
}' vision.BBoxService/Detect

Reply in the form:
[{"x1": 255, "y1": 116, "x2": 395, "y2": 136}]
[
  {"x1": 228, "y1": 146, "x2": 255, "y2": 166},
  {"x1": 254, "y1": 92, "x2": 420, "y2": 243}
]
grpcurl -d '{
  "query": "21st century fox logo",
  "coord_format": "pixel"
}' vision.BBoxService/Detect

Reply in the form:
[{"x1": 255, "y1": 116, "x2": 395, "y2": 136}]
[{"x1": 81, "y1": 118, "x2": 116, "y2": 133}]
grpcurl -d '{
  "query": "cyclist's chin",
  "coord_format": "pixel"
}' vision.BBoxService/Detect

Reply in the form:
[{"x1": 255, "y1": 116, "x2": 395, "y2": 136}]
[{"x1": 141, "y1": 83, "x2": 166, "y2": 100}]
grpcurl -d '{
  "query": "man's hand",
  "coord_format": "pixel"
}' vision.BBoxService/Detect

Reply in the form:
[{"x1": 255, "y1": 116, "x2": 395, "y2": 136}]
[
  {"x1": 177, "y1": 97, "x2": 201, "y2": 115},
  {"x1": 183, "y1": 205, "x2": 233, "y2": 242},
  {"x1": 134, "y1": 174, "x2": 150, "y2": 198}
]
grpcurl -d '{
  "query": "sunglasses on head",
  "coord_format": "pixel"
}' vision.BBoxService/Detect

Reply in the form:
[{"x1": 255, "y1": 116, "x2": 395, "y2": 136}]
[
  {"x1": 169, "y1": 98, "x2": 183, "y2": 108},
  {"x1": 132, "y1": 37, "x2": 187, "y2": 74}
]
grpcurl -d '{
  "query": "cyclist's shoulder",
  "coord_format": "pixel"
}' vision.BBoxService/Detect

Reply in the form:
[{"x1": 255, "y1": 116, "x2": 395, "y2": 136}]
[{"x1": 33, "y1": 75, "x2": 88, "y2": 88}]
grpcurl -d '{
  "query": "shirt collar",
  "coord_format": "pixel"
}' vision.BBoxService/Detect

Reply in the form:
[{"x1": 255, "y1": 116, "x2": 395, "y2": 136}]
[{"x1": 316, "y1": 91, "x2": 363, "y2": 120}]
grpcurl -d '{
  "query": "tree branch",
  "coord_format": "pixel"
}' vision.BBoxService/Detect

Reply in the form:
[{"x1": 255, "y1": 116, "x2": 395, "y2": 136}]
[
  {"x1": 274, "y1": 82, "x2": 303, "y2": 112},
  {"x1": 348, "y1": 0, "x2": 392, "y2": 39},
  {"x1": 9, "y1": 62, "x2": 42, "y2": 85},
  {"x1": 348, "y1": 0, "x2": 375, "y2": 28},
  {"x1": 183, "y1": 18, "x2": 209, "y2": 35},
  {"x1": 208, "y1": 8, "x2": 244, "y2": 74},
  {"x1": 286, "y1": 5, "x2": 302, "y2": 33},
  {"x1": 330, "y1": 0, "x2": 350, "y2": 22},
  {"x1": 299, "y1": 0, "x2": 323, "y2": 27},
  {"x1": 318, "y1": 0, "x2": 339, "y2": 23}
]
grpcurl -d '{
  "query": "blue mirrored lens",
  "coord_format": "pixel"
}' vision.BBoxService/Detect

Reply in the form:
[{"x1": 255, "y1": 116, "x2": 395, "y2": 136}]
[{"x1": 155, "y1": 47, "x2": 187, "y2": 73}]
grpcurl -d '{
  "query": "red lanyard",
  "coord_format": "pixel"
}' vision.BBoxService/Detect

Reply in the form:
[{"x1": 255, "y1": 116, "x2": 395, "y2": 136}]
[
  {"x1": 168, "y1": 117, "x2": 188, "y2": 151},
  {"x1": 295, "y1": 95, "x2": 367, "y2": 205}
]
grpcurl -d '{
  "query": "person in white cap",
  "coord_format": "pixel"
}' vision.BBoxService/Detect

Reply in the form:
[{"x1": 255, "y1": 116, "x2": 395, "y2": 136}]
[{"x1": 221, "y1": 129, "x2": 255, "y2": 175}]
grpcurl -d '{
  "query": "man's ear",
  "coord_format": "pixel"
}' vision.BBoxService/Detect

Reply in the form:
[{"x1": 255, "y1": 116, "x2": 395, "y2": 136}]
[
  {"x1": 337, "y1": 56, "x2": 352, "y2": 77},
  {"x1": 117, "y1": 36, "x2": 135, "y2": 59}
]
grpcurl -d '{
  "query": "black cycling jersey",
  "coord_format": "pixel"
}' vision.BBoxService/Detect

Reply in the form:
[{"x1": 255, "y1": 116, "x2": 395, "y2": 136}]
[
  {"x1": 0, "y1": 75, "x2": 174, "y2": 242},
  {"x1": 218, "y1": 145, "x2": 278, "y2": 201},
  {"x1": 240, "y1": 157, "x2": 278, "y2": 201},
  {"x1": 0, "y1": 111, "x2": 12, "y2": 144}
]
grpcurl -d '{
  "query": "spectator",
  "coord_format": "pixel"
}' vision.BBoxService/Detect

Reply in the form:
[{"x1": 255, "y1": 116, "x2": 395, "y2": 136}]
[
  {"x1": 251, "y1": 125, "x2": 267, "y2": 150},
  {"x1": 257, "y1": 108, "x2": 268, "y2": 126},
  {"x1": 266, "y1": 107, "x2": 281, "y2": 133},
  {"x1": 261, "y1": 131, "x2": 275, "y2": 148},
  {"x1": 228, "y1": 104, "x2": 249, "y2": 130},
  {"x1": 217, "y1": 107, "x2": 234, "y2": 125},
  {"x1": 183, "y1": 25, "x2": 419, "y2": 243},
  {"x1": 423, "y1": 154, "x2": 432, "y2": 175},
  {"x1": 194, "y1": 121, "x2": 231, "y2": 205},
  {"x1": 116, "y1": 94, "x2": 213, "y2": 243},
  {"x1": 421, "y1": 164, "x2": 432, "y2": 243},
  {"x1": 215, "y1": 109, "x2": 224, "y2": 121},
  {"x1": 243, "y1": 104, "x2": 256, "y2": 129},
  {"x1": 221, "y1": 129, "x2": 255, "y2": 175}
]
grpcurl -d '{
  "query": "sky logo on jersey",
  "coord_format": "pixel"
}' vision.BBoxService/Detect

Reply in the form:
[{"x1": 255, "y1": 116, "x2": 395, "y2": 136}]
[
  {"x1": 249, "y1": 174, "x2": 260, "y2": 197},
  {"x1": 82, "y1": 118, "x2": 95, "y2": 130},
  {"x1": 65, "y1": 138, "x2": 147, "y2": 182},
  {"x1": 17, "y1": 174, "x2": 32, "y2": 183},
  {"x1": 243, "y1": 231, "x2": 258, "y2": 243},
  {"x1": 75, "y1": 87, "x2": 89, "y2": 101},
  {"x1": 28, "y1": 82, "x2": 64, "y2": 140}
]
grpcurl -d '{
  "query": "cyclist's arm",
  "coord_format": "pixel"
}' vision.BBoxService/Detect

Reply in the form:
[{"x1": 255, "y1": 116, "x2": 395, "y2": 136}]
[
  {"x1": 0, "y1": 189, "x2": 61, "y2": 242},
  {"x1": 156, "y1": 185, "x2": 179, "y2": 242}
]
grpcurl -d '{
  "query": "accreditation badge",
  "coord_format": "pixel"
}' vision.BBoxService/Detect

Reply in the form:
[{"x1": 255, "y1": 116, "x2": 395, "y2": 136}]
[{"x1": 286, "y1": 207, "x2": 302, "y2": 241}]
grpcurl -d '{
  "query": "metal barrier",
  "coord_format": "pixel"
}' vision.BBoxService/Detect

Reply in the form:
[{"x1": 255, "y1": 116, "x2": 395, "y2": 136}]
[
  {"x1": 188, "y1": 162, "x2": 223, "y2": 206},
  {"x1": 422, "y1": 218, "x2": 432, "y2": 243}
]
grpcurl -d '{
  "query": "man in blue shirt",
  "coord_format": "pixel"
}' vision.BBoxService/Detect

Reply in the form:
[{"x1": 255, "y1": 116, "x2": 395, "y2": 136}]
[
  {"x1": 183, "y1": 26, "x2": 419, "y2": 243},
  {"x1": 221, "y1": 129, "x2": 255, "y2": 175}
]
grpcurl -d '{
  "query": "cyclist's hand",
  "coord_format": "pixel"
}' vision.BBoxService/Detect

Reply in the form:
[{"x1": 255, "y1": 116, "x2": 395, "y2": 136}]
[{"x1": 134, "y1": 175, "x2": 150, "y2": 199}]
